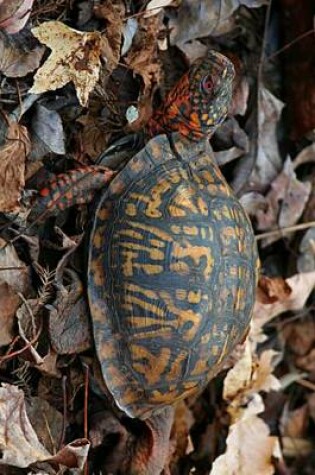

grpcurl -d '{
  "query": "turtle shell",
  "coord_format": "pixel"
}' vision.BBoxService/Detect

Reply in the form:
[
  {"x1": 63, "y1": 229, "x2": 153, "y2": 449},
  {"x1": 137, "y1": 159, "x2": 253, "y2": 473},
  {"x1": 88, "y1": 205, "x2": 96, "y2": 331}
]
[{"x1": 88, "y1": 133, "x2": 259, "y2": 419}]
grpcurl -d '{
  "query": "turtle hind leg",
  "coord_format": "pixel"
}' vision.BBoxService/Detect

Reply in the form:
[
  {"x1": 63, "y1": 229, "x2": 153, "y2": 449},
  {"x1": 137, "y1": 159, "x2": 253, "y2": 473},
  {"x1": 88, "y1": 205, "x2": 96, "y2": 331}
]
[
  {"x1": 29, "y1": 165, "x2": 116, "y2": 224},
  {"x1": 130, "y1": 407, "x2": 174, "y2": 475}
]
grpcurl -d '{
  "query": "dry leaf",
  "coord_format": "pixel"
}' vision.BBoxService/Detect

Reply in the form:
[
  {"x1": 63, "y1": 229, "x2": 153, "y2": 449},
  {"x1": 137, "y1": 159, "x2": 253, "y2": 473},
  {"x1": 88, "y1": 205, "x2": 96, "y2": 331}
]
[
  {"x1": 168, "y1": 0, "x2": 268, "y2": 45},
  {"x1": 224, "y1": 343, "x2": 281, "y2": 417},
  {"x1": 251, "y1": 88, "x2": 284, "y2": 187},
  {"x1": 297, "y1": 227, "x2": 315, "y2": 273},
  {"x1": 0, "y1": 238, "x2": 30, "y2": 294},
  {"x1": 0, "y1": 32, "x2": 44, "y2": 78},
  {"x1": 30, "y1": 21, "x2": 102, "y2": 106},
  {"x1": 280, "y1": 404, "x2": 309, "y2": 439},
  {"x1": 0, "y1": 282, "x2": 20, "y2": 347},
  {"x1": 94, "y1": 0, "x2": 125, "y2": 72},
  {"x1": 253, "y1": 271, "x2": 315, "y2": 329},
  {"x1": 0, "y1": 383, "x2": 90, "y2": 469},
  {"x1": 256, "y1": 157, "x2": 311, "y2": 245},
  {"x1": 125, "y1": 15, "x2": 161, "y2": 91},
  {"x1": 257, "y1": 276, "x2": 292, "y2": 305},
  {"x1": 145, "y1": 0, "x2": 174, "y2": 17},
  {"x1": 293, "y1": 142, "x2": 315, "y2": 169},
  {"x1": 0, "y1": 383, "x2": 51, "y2": 468},
  {"x1": 0, "y1": 0, "x2": 34, "y2": 34},
  {"x1": 211, "y1": 414, "x2": 281, "y2": 475},
  {"x1": 0, "y1": 120, "x2": 31, "y2": 212}
]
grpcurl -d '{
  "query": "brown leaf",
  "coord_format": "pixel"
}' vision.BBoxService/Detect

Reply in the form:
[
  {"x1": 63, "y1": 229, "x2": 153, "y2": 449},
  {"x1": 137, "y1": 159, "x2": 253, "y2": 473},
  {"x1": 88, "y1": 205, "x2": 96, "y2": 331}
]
[
  {"x1": 253, "y1": 272, "x2": 315, "y2": 326},
  {"x1": 282, "y1": 318, "x2": 315, "y2": 357},
  {"x1": 257, "y1": 276, "x2": 292, "y2": 305},
  {"x1": 0, "y1": 120, "x2": 31, "y2": 212},
  {"x1": 46, "y1": 438, "x2": 90, "y2": 469},
  {"x1": 280, "y1": 404, "x2": 309, "y2": 439},
  {"x1": 0, "y1": 32, "x2": 44, "y2": 78},
  {"x1": 125, "y1": 15, "x2": 162, "y2": 92},
  {"x1": 94, "y1": 0, "x2": 125, "y2": 72},
  {"x1": 0, "y1": 0, "x2": 34, "y2": 34},
  {"x1": 77, "y1": 114, "x2": 112, "y2": 159},
  {"x1": 30, "y1": 21, "x2": 102, "y2": 106}
]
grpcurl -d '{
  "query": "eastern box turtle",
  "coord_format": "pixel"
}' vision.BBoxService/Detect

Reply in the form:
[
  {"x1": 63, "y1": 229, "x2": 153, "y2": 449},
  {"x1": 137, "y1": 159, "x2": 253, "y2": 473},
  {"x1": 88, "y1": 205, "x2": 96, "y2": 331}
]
[{"x1": 32, "y1": 50, "x2": 259, "y2": 473}]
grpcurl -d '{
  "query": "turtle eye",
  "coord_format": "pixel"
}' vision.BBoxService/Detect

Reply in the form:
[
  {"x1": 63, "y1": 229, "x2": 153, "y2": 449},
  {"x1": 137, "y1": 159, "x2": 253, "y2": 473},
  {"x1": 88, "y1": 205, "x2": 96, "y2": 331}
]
[{"x1": 201, "y1": 75, "x2": 214, "y2": 94}]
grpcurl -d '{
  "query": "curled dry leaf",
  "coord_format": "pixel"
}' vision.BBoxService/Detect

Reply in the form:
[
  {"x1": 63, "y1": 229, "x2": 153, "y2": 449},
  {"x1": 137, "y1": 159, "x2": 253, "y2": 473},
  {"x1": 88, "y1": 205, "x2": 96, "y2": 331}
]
[
  {"x1": 30, "y1": 21, "x2": 102, "y2": 107},
  {"x1": 0, "y1": 32, "x2": 44, "y2": 78},
  {"x1": 0, "y1": 0, "x2": 34, "y2": 34},
  {"x1": 256, "y1": 157, "x2": 311, "y2": 245},
  {"x1": 257, "y1": 275, "x2": 292, "y2": 305},
  {"x1": 0, "y1": 119, "x2": 31, "y2": 212},
  {"x1": 0, "y1": 238, "x2": 30, "y2": 294}
]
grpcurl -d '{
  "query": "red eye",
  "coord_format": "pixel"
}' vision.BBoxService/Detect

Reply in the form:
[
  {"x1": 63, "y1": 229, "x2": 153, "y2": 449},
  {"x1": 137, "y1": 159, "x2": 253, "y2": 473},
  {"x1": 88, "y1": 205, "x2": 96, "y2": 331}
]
[{"x1": 201, "y1": 75, "x2": 214, "y2": 93}]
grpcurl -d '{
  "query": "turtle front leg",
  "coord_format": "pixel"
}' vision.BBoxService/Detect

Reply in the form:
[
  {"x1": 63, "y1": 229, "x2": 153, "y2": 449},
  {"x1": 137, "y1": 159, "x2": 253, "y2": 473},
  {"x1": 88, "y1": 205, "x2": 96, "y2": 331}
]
[
  {"x1": 29, "y1": 165, "x2": 115, "y2": 223},
  {"x1": 130, "y1": 407, "x2": 174, "y2": 475}
]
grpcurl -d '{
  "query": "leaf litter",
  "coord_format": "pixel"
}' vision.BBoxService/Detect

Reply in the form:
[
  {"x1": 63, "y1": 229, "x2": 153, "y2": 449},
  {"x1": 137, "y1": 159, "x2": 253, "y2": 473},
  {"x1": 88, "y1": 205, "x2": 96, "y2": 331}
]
[{"x1": 0, "y1": 1, "x2": 315, "y2": 474}]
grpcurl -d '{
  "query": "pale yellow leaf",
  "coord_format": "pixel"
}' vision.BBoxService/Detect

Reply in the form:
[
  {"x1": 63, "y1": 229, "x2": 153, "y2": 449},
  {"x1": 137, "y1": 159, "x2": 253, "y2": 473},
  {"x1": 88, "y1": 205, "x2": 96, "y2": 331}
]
[
  {"x1": 211, "y1": 415, "x2": 281, "y2": 475},
  {"x1": 30, "y1": 21, "x2": 102, "y2": 106}
]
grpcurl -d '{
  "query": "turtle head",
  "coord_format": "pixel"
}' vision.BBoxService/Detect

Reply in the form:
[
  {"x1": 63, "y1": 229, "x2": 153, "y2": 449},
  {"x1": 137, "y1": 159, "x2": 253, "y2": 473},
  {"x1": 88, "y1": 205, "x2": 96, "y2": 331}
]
[{"x1": 147, "y1": 50, "x2": 235, "y2": 140}]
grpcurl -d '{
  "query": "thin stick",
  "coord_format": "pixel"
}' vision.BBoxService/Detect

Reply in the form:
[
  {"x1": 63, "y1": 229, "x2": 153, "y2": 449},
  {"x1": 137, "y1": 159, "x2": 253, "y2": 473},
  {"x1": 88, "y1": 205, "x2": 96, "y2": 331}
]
[{"x1": 255, "y1": 221, "x2": 315, "y2": 241}]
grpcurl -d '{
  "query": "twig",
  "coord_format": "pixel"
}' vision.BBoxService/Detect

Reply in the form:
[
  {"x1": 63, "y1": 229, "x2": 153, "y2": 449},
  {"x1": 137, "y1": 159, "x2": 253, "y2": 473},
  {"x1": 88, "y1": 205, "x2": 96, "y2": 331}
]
[
  {"x1": 255, "y1": 220, "x2": 315, "y2": 241},
  {"x1": 83, "y1": 364, "x2": 89, "y2": 475},
  {"x1": 264, "y1": 28, "x2": 315, "y2": 62}
]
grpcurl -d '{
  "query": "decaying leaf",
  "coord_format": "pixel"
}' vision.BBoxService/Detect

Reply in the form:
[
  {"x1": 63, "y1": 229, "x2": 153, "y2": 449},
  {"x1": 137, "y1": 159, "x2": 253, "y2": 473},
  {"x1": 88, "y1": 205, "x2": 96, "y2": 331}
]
[
  {"x1": 253, "y1": 272, "x2": 315, "y2": 330},
  {"x1": 0, "y1": 383, "x2": 90, "y2": 469},
  {"x1": 0, "y1": 0, "x2": 34, "y2": 34},
  {"x1": 297, "y1": 227, "x2": 315, "y2": 273},
  {"x1": 125, "y1": 15, "x2": 162, "y2": 91},
  {"x1": 0, "y1": 119, "x2": 31, "y2": 212},
  {"x1": 168, "y1": 0, "x2": 269, "y2": 45},
  {"x1": 0, "y1": 238, "x2": 30, "y2": 294},
  {"x1": 30, "y1": 21, "x2": 102, "y2": 106},
  {"x1": 0, "y1": 282, "x2": 20, "y2": 347},
  {"x1": 29, "y1": 103, "x2": 65, "y2": 160},
  {"x1": 94, "y1": 0, "x2": 125, "y2": 72},
  {"x1": 145, "y1": 0, "x2": 174, "y2": 17},
  {"x1": 256, "y1": 157, "x2": 311, "y2": 245},
  {"x1": 0, "y1": 32, "x2": 44, "y2": 78},
  {"x1": 0, "y1": 383, "x2": 51, "y2": 467},
  {"x1": 251, "y1": 88, "x2": 284, "y2": 188}
]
